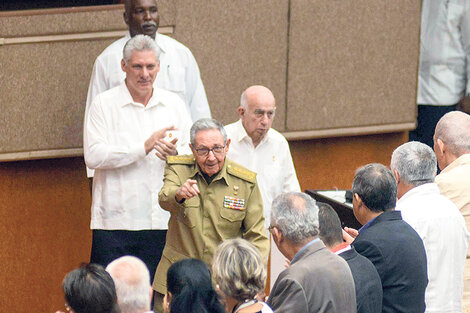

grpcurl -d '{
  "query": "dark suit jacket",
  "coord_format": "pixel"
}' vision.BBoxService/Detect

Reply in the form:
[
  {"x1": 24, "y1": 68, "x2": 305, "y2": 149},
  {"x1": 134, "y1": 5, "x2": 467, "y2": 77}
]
[
  {"x1": 352, "y1": 210, "x2": 428, "y2": 313},
  {"x1": 268, "y1": 239, "x2": 356, "y2": 313},
  {"x1": 339, "y1": 247, "x2": 382, "y2": 313}
]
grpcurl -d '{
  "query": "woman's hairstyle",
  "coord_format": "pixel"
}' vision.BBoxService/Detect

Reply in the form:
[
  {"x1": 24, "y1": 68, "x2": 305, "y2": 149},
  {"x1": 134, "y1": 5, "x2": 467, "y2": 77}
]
[
  {"x1": 166, "y1": 258, "x2": 225, "y2": 313},
  {"x1": 212, "y1": 238, "x2": 266, "y2": 302},
  {"x1": 62, "y1": 263, "x2": 119, "y2": 313}
]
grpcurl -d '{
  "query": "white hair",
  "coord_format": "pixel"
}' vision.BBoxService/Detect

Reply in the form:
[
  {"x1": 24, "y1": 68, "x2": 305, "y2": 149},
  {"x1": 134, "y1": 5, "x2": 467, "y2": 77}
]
[
  {"x1": 391, "y1": 141, "x2": 437, "y2": 186},
  {"x1": 123, "y1": 34, "x2": 160, "y2": 63},
  {"x1": 106, "y1": 256, "x2": 151, "y2": 313},
  {"x1": 271, "y1": 192, "x2": 319, "y2": 244}
]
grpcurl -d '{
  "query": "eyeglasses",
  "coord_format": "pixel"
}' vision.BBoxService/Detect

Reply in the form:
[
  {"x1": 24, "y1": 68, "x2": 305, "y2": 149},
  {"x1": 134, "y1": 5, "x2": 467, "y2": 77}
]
[{"x1": 194, "y1": 145, "x2": 226, "y2": 157}]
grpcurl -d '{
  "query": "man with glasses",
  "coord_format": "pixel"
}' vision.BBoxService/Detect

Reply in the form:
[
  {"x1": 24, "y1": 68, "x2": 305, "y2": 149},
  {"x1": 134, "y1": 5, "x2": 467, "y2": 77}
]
[{"x1": 151, "y1": 118, "x2": 269, "y2": 313}]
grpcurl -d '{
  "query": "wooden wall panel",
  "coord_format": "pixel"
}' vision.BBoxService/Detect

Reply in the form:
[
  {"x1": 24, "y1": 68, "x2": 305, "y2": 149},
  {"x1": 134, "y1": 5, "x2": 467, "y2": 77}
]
[
  {"x1": 291, "y1": 132, "x2": 408, "y2": 190},
  {"x1": 0, "y1": 157, "x2": 91, "y2": 312},
  {"x1": 174, "y1": 0, "x2": 289, "y2": 130},
  {"x1": 286, "y1": 0, "x2": 420, "y2": 131}
]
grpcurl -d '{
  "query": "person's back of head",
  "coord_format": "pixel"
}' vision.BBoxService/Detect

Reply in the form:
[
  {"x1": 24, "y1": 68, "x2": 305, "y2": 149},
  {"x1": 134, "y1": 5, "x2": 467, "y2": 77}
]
[
  {"x1": 434, "y1": 111, "x2": 470, "y2": 168},
  {"x1": 106, "y1": 256, "x2": 151, "y2": 313},
  {"x1": 390, "y1": 141, "x2": 437, "y2": 187},
  {"x1": 166, "y1": 258, "x2": 225, "y2": 313},
  {"x1": 318, "y1": 202, "x2": 343, "y2": 249},
  {"x1": 352, "y1": 163, "x2": 397, "y2": 213},
  {"x1": 62, "y1": 263, "x2": 119, "y2": 313},
  {"x1": 212, "y1": 238, "x2": 266, "y2": 303},
  {"x1": 271, "y1": 192, "x2": 320, "y2": 245}
]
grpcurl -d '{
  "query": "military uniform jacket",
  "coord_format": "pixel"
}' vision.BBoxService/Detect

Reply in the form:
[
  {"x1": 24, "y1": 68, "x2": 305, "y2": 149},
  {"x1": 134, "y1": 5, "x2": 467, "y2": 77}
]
[{"x1": 152, "y1": 155, "x2": 269, "y2": 294}]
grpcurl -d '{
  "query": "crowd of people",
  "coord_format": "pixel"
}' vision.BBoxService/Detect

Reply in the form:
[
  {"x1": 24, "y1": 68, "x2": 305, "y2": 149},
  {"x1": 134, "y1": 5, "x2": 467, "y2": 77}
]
[{"x1": 56, "y1": 0, "x2": 470, "y2": 312}]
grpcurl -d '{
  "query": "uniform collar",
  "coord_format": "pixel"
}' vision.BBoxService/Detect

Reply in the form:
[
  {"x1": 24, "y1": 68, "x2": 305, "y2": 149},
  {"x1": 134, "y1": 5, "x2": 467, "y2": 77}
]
[{"x1": 190, "y1": 158, "x2": 230, "y2": 186}]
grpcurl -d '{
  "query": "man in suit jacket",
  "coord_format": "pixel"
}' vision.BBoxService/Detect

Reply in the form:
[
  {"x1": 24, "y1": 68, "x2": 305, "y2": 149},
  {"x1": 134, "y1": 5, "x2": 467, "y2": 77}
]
[
  {"x1": 267, "y1": 192, "x2": 356, "y2": 313},
  {"x1": 345, "y1": 163, "x2": 428, "y2": 313},
  {"x1": 318, "y1": 202, "x2": 382, "y2": 313}
]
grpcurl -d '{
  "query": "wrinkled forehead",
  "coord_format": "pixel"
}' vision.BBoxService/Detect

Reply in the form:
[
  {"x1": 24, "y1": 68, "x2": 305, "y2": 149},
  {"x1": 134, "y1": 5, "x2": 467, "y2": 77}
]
[{"x1": 194, "y1": 129, "x2": 225, "y2": 147}]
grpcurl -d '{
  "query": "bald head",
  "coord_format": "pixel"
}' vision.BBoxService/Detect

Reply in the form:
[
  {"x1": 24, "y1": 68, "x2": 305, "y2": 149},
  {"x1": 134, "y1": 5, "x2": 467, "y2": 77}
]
[
  {"x1": 434, "y1": 112, "x2": 470, "y2": 169},
  {"x1": 106, "y1": 256, "x2": 151, "y2": 313},
  {"x1": 240, "y1": 85, "x2": 276, "y2": 109},
  {"x1": 239, "y1": 85, "x2": 276, "y2": 147}
]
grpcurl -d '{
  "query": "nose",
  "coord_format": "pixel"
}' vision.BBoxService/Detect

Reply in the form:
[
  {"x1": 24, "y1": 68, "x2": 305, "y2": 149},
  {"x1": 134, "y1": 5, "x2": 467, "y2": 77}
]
[
  {"x1": 260, "y1": 113, "x2": 268, "y2": 126},
  {"x1": 141, "y1": 66, "x2": 149, "y2": 78},
  {"x1": 207, "y1": 150, "x2": 217, "y2": 160},
  {"x1": 143, "y1": 10, "x2": 151, "y2": 21}
]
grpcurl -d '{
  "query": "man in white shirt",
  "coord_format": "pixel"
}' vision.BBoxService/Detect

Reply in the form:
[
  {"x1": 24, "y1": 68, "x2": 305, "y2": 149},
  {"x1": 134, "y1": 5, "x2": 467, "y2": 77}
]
[
  {"x1": 225, "y1": 85, "x2": 300, "y2": 227},
  {"x1": 84, "y1": 35, "x2": 192, "y2": 282},
  {"x1": 433, "y1": 111, "x2": 470, "y2": 308},
  {"x1": 225, "y1": 85, "x2": 300, "y2": 286},
  {"x1": 85, "y1": 0, "x2": 210, "y2": 179},
  {"x1": 410, "y1": 0, "x2": 470, "y2": 148},
  {"x1": 391, "y1": 141, "x2": 469, "y2": 312},
  {"x1": 107, "y1": 256, "x2": 154, "y2": 313}
]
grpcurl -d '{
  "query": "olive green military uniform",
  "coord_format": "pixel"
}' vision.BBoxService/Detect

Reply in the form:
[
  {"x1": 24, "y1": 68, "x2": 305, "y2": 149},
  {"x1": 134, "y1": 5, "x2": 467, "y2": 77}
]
[{"x1": 152, "y1": 155, "x2": 269, "y2": 296}]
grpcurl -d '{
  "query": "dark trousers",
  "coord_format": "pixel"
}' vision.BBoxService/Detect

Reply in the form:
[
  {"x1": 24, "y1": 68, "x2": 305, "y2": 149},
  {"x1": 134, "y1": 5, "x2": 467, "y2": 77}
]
[
  {"x1": 409, "y1": 104, "x2": 457, "y2": 148},
  {"x1": 90, "y1": 229, "x2": 167, "y2": 284}
]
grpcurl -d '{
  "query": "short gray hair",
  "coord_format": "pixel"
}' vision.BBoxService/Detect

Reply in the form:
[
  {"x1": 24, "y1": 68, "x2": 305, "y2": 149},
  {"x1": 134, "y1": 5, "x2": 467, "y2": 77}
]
[
  {"x1": 390, "y1": 141, "x2": 437, "y2": 186},
  {"x1": 435, "y1": 111, "x2": 470, "y2": 156},
  {"x1": 212, "y1": 238, "x2": 266, "y2": 302},
  {"x1": 352, "y1": 163, "x2": 397, "y2": 213},
  {"x1": 190, "y1": 118, "x2": 227, "y2": 146},
  {"x1": 271, "y1": 192, "x2": 319, "y2": 244},
  {"x1": 106, "y1": 256, "x2": 150, "y2": 313},
  {"x1": 123, "y1": 34, "x2": 160, "y2": 63}
]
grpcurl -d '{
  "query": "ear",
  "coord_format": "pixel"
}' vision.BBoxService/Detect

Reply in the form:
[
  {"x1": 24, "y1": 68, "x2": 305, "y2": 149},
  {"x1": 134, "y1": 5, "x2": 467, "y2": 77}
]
[
  {"x1": 225, "y1": 138, "x2": 231, "y2": 153},
  {"x1": 190, "y1": 144, "x2": 197, "y2": 157},
  {"x1": 353, "y1": 193, "x2": 364, "y2": 209},
  {"x1": 237, "y1": 106, "x2": 245, "y2": 119},
  {"x1": 272, "y1": 227, "x2": 283, "y2": 245},
  {"x1": 156, "y1": 60, "x2": 160, "y2": 73},
  {"x1": 436, "y1": 138, "x2": 446, "y2": 154},
  {"x1": 123, "y1": 11, "x2": 129, "y2": 25},
  {"x1": 393, "y1": 169, "x2": 400, "y2": 183},
  {"x1": 121, "y1": 59, "x2": 126, "y2": 72}
]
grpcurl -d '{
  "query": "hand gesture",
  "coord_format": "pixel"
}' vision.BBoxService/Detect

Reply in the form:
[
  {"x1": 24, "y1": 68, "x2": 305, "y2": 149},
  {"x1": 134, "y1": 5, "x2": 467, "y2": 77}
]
[
  {"x1": 342, "y1": 227, "x2": 358, "y2": 244},
  {"x1": 175, "y1": 179, "x2": 200, "y2": 203},
  {"x1": 144, "y1": 125, "x2": 178, "y2": 159}
]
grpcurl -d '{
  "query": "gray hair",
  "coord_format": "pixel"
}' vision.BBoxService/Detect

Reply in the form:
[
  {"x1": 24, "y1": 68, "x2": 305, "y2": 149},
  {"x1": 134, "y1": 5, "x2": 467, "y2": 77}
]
[
  {"x1": 435, "y1": 111, "x2": 470, "y2": 156},
  {"x1": 212, "y1": 238, "x2": 266, "y2": 302},
  {"x1": 271, "y1": 192, "x2": 319, "y2": 244},
  {"x1": 240, "y1": 90, "x2": 248, "y2": 109},
  {"x1": 190, "y1": 118, "x2": 227, "y2": 146},
  {"x1": 390, "y1": 141, "x2": 437, "y2": 186},
  {"x1": 106, "y1": 256, "x2": 150, "y2": 313},
  {"x1": 352, "y1": 163, "x2": 397, "y2": 213},
  {"x1": 123, "y1": 34, "x2": 160, "y2": 63}
]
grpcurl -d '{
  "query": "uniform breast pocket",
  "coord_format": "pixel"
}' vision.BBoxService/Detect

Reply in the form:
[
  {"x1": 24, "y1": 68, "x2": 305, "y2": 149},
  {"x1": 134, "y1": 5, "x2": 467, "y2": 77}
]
[
  {"x1": 219, "y1": 195, "x2": 247, "y2": 238},
  {"x1": 179, "y1": 197, "x2": 200, "y2": 228},
  {"x1": 166, "y1": 65, "x2": 186, "y2": 94}
]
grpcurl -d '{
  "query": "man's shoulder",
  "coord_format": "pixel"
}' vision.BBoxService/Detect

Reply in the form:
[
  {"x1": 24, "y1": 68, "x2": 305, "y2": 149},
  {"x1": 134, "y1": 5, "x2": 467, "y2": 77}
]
[
  {"x1": 93, "y1": 84, "x2": 124, "y2": 105},
  {"x1": 226, "y1": 158, "x2": 257, "y2": 183},
  {"x1": 97, "y1": 36, "x2": 128, "y2": 59},
  {"x1": 167, "y1": 154, "x2": 195, "y2": 166},
  {"x1": 267, "y1": 127, "x2": 288, "y2": 142},
  {"x1": 157, "y1": 33, "x2": 192, "y2": 53}
]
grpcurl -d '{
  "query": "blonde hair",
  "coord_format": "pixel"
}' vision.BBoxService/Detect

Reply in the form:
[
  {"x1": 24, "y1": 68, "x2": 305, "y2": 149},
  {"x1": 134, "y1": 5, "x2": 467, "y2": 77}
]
[{"x1": 212, "y1": 238, "x2": 266, "y2": 302}]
